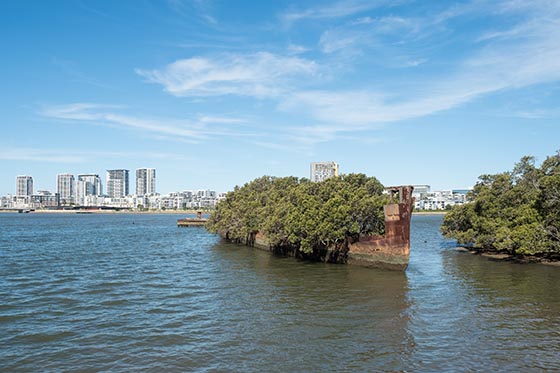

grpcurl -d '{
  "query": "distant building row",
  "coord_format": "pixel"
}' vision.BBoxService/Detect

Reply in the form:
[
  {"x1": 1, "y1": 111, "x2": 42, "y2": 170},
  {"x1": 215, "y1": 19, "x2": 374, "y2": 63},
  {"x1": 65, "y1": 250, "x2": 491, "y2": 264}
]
[
  {"x1": 4, "y1": 169, "x2": 225, "y2": 210},
  {"x1": 412, "y1": 185, "x2": 470, "y2": 210},
  {"x1": 1, "y1": 189, "x2": 225, "y2": 210},
  {"x1": 17, "y1": 168, "x2": 156, "y2": 205}
]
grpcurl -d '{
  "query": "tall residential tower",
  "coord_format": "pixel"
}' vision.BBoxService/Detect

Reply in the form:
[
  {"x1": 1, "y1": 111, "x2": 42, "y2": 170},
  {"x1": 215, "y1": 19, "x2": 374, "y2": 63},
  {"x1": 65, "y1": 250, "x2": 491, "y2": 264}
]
[
  {"x1": 106, "y1": 169, "x2": 129, "y2": 198},
  {"x1": 136, "y1": 168, "x2": 156, "y2": 196},
  {"x1": 75, "y1": 174, "x2": 103, "y2": 205},
  {"x1": 57, "y1": 173, "x2": 75, "y2": 204},
  {"x1": 16, "y1": 176, "x2": 33, "y2": 196}
]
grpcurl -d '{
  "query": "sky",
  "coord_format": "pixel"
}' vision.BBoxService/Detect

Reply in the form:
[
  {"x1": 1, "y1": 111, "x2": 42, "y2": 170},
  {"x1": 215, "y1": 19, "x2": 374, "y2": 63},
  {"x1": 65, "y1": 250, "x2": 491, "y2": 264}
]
[{"x1": 1, "y1": 0, "x2": 559, "y2": 195}]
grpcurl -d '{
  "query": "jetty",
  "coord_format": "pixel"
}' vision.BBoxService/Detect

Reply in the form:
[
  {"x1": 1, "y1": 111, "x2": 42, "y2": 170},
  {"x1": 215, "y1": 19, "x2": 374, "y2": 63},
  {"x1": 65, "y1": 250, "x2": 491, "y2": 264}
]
[{"x1": 177, "y1": 211, "x2": 208, "y2": 227}]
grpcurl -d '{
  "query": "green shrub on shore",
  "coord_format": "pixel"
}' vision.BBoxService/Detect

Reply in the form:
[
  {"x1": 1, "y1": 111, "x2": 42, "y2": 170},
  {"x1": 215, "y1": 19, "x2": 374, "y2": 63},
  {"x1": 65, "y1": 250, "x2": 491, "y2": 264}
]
[
  {"x1": 441, "y1": 152, "x2": 560, "y2": 257},
  {"x1": 206, "y1": 174, "x2": 388, "y2": 259}
]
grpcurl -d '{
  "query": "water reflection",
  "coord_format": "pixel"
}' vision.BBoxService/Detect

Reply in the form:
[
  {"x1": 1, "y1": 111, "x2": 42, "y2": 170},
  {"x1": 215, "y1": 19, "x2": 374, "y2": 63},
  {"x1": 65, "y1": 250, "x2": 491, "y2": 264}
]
[
  {"x1": 406, "y1": 215, "x2": 560, "y2": 371},
  {"x1": 210, "y1": 242, "x2": 412, "y2": 371},
  {"x1": 440, "y1": 250, "x2": 560, "y2": 370}
]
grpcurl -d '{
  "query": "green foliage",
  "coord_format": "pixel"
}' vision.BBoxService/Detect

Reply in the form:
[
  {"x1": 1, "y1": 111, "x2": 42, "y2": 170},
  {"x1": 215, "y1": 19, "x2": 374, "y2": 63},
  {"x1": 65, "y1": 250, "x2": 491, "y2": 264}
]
[
  {"x1": 206, "y1": 174, "x2": 388, "y2": 259},
  {"x1": 442, "y1": 152, "x2": 560, "y2": 257}
]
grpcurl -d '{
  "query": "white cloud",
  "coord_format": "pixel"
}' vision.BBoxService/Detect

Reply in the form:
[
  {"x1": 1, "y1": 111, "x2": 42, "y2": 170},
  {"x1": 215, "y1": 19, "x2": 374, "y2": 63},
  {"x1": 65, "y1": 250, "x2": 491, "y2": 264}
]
[
  {"x1": 287, "y1": 43, "x2": 309, "y2": 55},
  {"x1": 285, "y1": 0, "x2": 560, "y2": 131},
  {"x1": 351, "y1": 16, "x2": 374, "y2": 25},
  {"x1": 0, "y1": 148, "x2": 84, "y2": 163},
  {"x1": 43, "y1": 1, "x2": 560, "y2": 154},
  {"x1": 513, "y1": 109, "x2": 560, "y2": 119},
  {"x1": 280, "y1": 0, "x2": 391, "y2": 25},
  {"x1": 0, "y1": 147, "x2": 193, "y2": 164},
  {"x1": 281, "y1": 41, "x2": 560, "y2": 127},
  {"x1": 196, "y1": 115, "x2": 245, "y2": 124},
  {"x1": 40, "y1": 103, "x2": 253, "y2": 142},
  {"x1": 404, "y1": 59, "x2": 427, "y2": 67},
  {"x1": 318, "y1": 15, "x2": 419, "y2": 54},
  {"x1": 319, "y1": 29, "x2": 365, "y2": 54},
  {"x1": 136, "y1": 52, "x2": 319, "y2": 98}
]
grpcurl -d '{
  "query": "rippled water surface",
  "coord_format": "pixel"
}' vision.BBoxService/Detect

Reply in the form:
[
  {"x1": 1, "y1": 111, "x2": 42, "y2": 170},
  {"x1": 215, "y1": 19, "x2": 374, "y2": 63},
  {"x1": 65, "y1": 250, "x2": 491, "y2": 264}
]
[{"x1": 1, "y1": 213, "x2": 559, "y2": 372}]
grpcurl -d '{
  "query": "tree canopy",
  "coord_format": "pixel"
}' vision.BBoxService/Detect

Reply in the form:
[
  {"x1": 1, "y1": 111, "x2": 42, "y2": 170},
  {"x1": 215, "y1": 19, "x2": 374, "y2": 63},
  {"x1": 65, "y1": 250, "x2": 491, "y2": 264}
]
[
  {"x1": 206, "y1": 174, "x2": 388, "y2": 261},
  {"x1": 441, "y1": 152, "x2": 560, "y2": 257}
]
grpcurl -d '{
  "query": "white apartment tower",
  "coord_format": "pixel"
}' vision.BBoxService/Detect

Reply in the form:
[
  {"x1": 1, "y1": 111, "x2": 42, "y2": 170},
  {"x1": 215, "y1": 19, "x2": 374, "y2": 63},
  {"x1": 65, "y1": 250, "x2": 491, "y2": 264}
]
[
  {"x1": 136, "y1": 168, "x2": 156, "y2": 196},
  {"x1": 16, "y1": 175, "x2": 33, "y2": 196},
  {"x1": 107, "y1": 169, "x2": 129, "y2": 198},
  {"x1": 57, "y1": 173, "x2": 75, "y2": 203},
  {"x1": 75, "y1": 174, "x2": 103, "y2": 205},
  {"x1": 310, "y1": 161, "x2": 339, "y2": 182}
]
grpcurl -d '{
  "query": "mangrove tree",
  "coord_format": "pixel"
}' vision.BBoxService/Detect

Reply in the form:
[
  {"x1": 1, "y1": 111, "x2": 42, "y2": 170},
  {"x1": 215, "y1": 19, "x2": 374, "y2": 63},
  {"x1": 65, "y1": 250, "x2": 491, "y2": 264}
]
[
  {"x1": 441, "y1": 152, "x2": 560, "y2": 258},
  {"x1": 206, "y1": 174, "x2": 389, "y2": 262}
]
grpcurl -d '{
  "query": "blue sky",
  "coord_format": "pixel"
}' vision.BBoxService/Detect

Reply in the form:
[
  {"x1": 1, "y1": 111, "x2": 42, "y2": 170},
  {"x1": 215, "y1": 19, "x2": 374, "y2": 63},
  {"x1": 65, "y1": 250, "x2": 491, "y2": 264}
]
[{"x1": 1, "y1": 0, "x2": 559, "y2": 195}]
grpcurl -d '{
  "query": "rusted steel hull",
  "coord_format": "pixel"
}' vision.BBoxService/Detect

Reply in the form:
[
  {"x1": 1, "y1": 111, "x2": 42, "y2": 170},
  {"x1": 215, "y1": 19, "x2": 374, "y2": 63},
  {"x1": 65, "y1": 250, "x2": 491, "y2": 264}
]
[{"x1": 348, "y1": 186, "x2": 414, "y2": 270}]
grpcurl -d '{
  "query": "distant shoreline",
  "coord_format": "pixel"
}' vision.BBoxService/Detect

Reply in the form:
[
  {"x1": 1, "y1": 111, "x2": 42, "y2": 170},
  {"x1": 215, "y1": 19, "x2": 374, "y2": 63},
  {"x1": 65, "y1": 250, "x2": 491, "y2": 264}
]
[
  {"x1": 456, "y1": 247, "x2": 560, "y2": 266},
  {"x1": 0, "y1": 209, "x2": 206, "y2": 215},
  {"x1": 412, "y1": 211, "x2": 447, "y2": 215},
  {"x1": 2, "y1": 209, "x2": 447, "y2": 215}
]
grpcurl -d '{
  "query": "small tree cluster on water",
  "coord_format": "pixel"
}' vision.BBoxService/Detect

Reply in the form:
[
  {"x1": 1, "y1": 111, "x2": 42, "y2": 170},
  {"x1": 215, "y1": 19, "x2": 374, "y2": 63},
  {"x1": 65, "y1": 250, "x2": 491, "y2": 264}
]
[
  {"x1": 441, "y1": 152, "x2": 560, "y2": 257},
  {"x1": 206, "y1": 174, "x2": 388, "y2": 262}
]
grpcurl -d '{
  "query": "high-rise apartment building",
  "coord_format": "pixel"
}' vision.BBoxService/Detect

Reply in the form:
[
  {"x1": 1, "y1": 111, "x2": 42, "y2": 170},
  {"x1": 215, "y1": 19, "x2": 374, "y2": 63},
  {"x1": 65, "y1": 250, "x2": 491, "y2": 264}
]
[
  {"x1": 16, "y1": 176, "x2": 33, "y2": 196},
  {"x1": 75, "y1": 174, "x2": 103, "y2": 205},
  {"x1": 76, "y1": 174, "x2": 103, "y2": 195},
  {"x1": 107, "y1": 169, "x2": 129, "y2": 198},
  {"x1": 136, "y1": 168, "x2": 156, "y2": 196},
  {"x1": 57, "y1": 173, "x2": 75, "y2": 203},
  {"x1": 310, "y1": 161, "x2": 339, "y2": 182}
]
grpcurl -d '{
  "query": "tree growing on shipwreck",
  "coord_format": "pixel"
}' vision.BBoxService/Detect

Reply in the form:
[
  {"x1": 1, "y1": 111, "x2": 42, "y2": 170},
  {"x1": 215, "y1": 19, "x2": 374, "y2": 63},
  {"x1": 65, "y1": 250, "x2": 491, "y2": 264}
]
[{"x1": 206, "y1": 174, "x2": 389, "y2": 262}]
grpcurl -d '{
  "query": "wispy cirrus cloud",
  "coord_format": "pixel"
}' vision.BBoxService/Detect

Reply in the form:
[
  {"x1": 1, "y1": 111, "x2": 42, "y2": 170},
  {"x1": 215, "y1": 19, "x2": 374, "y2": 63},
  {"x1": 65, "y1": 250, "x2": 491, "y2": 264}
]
[
  {"x1": 280, "y1": 0, "x2": 392, "y2": 26},
  {"x1": 288, "y1": 0, "x2": 560, "y2": 124},
  {"x1": 133, "y1": 0, "x2": 560, "y2": 150},
  {"x1": 135, "y1": 52, "x2": 319, "y2": 98},
  {"x1": 0, "y1": 148, "x2": 85, "y2": 163},
  {"x1": 40, "y1": 103, "x2": 253, "y2": 143},
  {"x1": 318, "y1": 14, "x2": 423, "y2": 56},
  {"x1": 282, "y1": 33, "x2": 560, "y2": 128},
  {"x1": 0, "y1": 147, "x2": 193, "y2": 164}
]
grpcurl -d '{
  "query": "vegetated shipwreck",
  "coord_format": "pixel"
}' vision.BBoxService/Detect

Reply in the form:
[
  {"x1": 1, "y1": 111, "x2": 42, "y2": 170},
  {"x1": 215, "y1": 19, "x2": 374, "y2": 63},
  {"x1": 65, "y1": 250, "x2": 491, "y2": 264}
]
[
  {"x1": 346, "y1": 186, "x2": 414, "y2": 270},
  {"x1": 221, "y1": 185, "x2": 415, "y2": 271}
]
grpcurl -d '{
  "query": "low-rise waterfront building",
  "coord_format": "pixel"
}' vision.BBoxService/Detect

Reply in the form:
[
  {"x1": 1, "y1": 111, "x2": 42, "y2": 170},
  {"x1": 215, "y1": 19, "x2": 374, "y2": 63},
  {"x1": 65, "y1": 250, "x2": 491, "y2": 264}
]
[
  {"x1": 1, "y1": 195, "x2": 10, "y2": 209},
  {"x1": 414, "y1": 189, "x2": 471, "y2": 210},
  {"x1": 30, "y1": 191, "x2": 60, "y2": 208},
  {"x1": 412, "y1": 185, "x2": 431, "y2": 200}
]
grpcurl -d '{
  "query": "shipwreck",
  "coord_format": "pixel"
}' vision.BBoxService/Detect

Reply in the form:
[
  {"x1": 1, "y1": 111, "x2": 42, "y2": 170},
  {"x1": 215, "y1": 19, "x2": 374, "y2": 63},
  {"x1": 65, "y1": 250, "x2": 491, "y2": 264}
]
[
  {"x1": 217, "y1": 185, "x2": 415, "y2": 271},
  {"x1": 346, "y1": 185, "x2": 414, "y2": 270}
]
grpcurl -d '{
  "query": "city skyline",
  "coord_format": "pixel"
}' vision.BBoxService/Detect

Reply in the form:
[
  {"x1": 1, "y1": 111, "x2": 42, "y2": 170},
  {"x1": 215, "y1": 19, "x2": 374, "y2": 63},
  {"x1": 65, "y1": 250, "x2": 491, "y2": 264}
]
[
  {"x1": 1, "y1": 1, "x2": 559, "y2": 195},
  {"x1": 3, "y1": 165, "x2": 470, "y2": 198}
]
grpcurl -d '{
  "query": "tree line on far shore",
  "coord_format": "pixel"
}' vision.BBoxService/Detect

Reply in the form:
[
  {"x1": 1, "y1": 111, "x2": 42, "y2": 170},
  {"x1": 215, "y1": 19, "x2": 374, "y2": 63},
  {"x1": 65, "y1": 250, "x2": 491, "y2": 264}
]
[
  {"x1": 206, "y1": 174, "x2": 388, "y2": 261},
  {"x1": 442, "y1": 152, "x2": 560, "y2": 257}
]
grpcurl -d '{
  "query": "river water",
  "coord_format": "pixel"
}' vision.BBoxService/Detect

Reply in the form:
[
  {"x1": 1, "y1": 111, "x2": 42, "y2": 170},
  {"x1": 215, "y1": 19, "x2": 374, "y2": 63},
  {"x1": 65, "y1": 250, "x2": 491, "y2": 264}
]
[{"x1": 1, "y1": 213, "x2": 559, "y2": 372}]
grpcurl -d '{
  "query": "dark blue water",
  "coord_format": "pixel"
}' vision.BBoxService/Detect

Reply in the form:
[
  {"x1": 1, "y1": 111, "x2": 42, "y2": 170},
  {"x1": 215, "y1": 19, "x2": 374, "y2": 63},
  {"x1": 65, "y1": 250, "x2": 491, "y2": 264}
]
[{"x1": 1, "y1": 213, "x2": 559, "y2": 371}]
